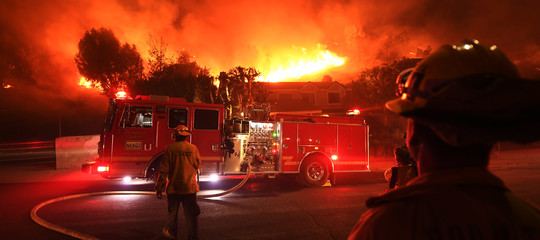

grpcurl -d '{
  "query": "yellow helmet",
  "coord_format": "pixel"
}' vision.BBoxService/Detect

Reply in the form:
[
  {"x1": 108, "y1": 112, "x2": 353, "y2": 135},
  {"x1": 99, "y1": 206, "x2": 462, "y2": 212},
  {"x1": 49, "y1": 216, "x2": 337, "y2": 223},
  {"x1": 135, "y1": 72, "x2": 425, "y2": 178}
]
[
  {"x1": 174, "y1": 125, "x2": 192, "y2": 136},
  {"x1": 386, "y1": 40, "x2": 540, "y2": 146}
]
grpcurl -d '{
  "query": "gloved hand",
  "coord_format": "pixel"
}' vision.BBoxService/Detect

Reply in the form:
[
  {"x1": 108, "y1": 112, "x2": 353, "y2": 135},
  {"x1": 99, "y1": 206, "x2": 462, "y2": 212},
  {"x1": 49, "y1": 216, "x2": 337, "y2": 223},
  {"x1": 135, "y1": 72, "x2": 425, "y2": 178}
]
[{"x1": 156, "y1": 191, "x2": 163, "y2": 199}]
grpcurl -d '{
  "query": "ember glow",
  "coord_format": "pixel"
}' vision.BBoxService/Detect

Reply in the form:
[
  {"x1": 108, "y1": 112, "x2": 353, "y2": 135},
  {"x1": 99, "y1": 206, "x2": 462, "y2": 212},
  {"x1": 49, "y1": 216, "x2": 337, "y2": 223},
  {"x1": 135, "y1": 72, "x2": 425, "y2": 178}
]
[
  {"x1": 260, "y1": 45, "x2": 345, "y2": 82},
  {"x1": 3, "y1": 83, "x2": 12, "y2": 89}
]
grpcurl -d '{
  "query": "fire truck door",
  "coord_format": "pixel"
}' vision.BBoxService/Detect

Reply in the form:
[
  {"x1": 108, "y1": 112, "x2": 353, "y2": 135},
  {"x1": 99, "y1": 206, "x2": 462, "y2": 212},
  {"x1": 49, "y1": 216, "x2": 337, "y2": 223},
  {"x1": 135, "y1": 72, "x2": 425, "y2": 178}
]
[
  {"x1": 297, "y1": 123, "x2": 337, "y2": 161},
  {"x1": 154, "y1": 105, "x2": 170, "y2": 150},
  {"x1": 281, "y1": 122, "x2": 299, "y2": 172},
  {"x1": 190, "y1": 109, "x2": 222, "y2": 163},
  {"x1": 164, "y1": 108, "x2": 188, "y2": 149},
  {"x1": 112, "y1": 105, "x2": 156, "y2": 176},
  {"x1": 335, "y1": 125, "x2": 368, "y2": 172}
]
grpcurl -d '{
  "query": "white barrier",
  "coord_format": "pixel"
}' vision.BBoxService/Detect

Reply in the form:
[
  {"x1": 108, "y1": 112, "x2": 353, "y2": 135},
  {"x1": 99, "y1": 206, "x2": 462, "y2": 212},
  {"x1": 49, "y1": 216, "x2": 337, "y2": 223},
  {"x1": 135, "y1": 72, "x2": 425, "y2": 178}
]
[{"x1": 55, "y1": 135, "x2": 99, "y2": 169}]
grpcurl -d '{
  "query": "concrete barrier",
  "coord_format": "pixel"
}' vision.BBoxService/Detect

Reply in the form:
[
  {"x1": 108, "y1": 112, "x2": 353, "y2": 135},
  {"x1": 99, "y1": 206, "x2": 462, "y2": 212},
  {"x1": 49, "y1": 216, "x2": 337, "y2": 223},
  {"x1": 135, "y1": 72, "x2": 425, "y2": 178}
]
[{"x1": 55, "y1": 135, "x2": 99, "y2": 169}]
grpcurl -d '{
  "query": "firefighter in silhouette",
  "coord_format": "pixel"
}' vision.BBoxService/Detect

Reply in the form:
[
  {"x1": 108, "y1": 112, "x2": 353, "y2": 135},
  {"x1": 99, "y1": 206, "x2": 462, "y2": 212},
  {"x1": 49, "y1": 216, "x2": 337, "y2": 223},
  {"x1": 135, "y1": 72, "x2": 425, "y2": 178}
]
[
  {"x1": 385, "y1": 146, "x2": 417, "y2": 190},
  {"x1": 349, "y1": 40, "x2": 540, "y2": 239},
  {"x1": 156, "y1": 125, "x2": 201, "y2": 240}
]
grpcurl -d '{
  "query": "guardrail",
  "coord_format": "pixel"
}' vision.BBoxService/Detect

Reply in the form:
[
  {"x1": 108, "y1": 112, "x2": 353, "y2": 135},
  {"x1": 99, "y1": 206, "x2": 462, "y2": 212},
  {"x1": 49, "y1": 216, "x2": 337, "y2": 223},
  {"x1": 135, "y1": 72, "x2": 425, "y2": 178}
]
[{"x1": 0, "y1": 141, "x2": 55, "y2": 163}]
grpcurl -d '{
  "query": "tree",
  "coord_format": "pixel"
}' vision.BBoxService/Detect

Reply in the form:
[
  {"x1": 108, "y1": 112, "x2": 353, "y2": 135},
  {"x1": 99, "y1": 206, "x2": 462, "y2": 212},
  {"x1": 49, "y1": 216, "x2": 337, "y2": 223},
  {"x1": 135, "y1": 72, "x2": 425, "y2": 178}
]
[
  {"x1": 75, "y1": 27, "x2": 143, "y2": 97},
  {"x1": 348, "y1": 57, "x2": 421, "y2": 156},
  {"x1": 217, "y1": 66, "x2": 265, "y2": 118},
  {"x1": 194, "y1": 67, "x2": 217, "y2": 104},
  {"x1": 146, "y1": 34, "x2": 171, "y2": 81},
  {"x1": 132, "y1": 49, "x2": 217, "y2": 103}
]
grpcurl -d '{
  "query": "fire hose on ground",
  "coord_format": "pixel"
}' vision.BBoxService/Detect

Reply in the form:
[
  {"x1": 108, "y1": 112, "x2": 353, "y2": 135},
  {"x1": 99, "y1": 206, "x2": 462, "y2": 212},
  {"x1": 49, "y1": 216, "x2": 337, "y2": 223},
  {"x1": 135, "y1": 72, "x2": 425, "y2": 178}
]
[{"x1": 30, "y1": 165, "x2": 252, "y2": 240}]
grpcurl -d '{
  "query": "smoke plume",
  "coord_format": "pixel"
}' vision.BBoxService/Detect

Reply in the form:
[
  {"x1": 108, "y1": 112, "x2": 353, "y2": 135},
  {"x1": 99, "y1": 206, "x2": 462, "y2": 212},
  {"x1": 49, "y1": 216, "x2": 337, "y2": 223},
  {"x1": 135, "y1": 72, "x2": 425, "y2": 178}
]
[{"x1": 0, "y1": 0, "x2": 539, "y2": 140}]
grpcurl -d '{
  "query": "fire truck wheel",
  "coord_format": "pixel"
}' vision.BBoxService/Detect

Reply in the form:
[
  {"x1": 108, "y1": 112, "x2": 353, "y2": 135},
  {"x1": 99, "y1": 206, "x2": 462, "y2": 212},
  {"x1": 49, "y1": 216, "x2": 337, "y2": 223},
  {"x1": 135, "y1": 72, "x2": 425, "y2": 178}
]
[
  {"x1": 299, "y1": 158, "x2": 330, "y2": 187},
  {"x1": 146, "y1": 156, "x2": 162, "y2": 182}
]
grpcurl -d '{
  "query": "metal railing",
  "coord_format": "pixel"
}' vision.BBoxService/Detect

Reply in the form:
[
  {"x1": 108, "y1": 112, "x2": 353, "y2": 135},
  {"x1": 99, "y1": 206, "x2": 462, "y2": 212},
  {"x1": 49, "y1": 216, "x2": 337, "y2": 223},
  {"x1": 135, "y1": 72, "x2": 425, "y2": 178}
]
[{"x1": 0, "y1": 141, "x2": 55, "y2": 163}]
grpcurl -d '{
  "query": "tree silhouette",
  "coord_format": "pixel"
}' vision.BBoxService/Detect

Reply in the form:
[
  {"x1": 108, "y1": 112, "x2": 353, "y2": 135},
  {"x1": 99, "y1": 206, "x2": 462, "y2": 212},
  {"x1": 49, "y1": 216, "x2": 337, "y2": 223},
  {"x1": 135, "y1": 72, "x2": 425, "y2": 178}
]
[
  {"x1": 217, "y1": 66, "x2": 264, "y2": 118},
  {"x1": 194, "y1": 67, "x2": 217, "y2": 104},
  {"x1": 75, "y1": 27, "x2": 143, "y2": 97},
  {"x1": 146, "y1": 34, "x2": 171, "y2": 81},
  {"x1": 132, "y1": 50, "x2": 217, "y2": 103},
  {"x1": 348, "y1": 57, "x2": 421, "y2": 156}
]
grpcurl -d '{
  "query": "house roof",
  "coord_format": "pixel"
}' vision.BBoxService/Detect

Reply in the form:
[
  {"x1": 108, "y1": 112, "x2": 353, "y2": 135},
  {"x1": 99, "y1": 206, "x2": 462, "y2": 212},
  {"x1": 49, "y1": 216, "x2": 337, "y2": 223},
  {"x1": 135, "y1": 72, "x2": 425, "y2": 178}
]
[{"x1": 261, "y1": 81, "x2": 347, "y2": 91}]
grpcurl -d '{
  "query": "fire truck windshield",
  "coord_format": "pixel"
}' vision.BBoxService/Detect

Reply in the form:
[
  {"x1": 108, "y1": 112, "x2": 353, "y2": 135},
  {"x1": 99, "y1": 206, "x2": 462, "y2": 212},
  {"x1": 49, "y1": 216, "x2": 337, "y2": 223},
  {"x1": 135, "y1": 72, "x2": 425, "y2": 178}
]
[{"x1": 103, "y1": 100, "x2": 117, "y2": 133}]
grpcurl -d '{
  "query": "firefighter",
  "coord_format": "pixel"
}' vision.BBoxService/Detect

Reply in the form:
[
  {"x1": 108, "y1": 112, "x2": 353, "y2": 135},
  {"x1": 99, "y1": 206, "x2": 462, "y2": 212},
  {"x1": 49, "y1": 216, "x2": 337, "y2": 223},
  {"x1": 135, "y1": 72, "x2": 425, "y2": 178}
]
[
  {"x1": 384, "y1": 146, "x2": 417, "y2": 190},
  {"x1": 155, "y1": 125, "x2": 201, "y2": 240},
  {"x1": 349, "y1": 40, "x2": 540, "y2": 239}
]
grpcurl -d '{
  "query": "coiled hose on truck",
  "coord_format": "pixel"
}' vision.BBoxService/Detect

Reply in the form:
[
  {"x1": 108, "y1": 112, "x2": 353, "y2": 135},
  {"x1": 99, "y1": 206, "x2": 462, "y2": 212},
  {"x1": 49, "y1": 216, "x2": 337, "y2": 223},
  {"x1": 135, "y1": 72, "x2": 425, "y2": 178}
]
[{"x1": 30, "y1": 166, "x2": 252, "y2": 240}]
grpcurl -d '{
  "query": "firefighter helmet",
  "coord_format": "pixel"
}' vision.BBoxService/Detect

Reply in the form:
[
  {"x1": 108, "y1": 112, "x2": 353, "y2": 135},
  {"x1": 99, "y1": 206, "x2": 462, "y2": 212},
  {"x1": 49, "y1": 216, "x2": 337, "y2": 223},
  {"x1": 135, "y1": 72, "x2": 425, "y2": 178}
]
[
  {"x1": 386, "y1": 39, "x2": 540, "y2": 146},
  {"x1": 386, "y1": 39, "x2": 520, "y2": 114},
  {"x1": 174, "y1": 125, "x2": 192, "y2": 136},
  {"x1": 395, "y1": 68, "x2": 414, "y2": 97}
]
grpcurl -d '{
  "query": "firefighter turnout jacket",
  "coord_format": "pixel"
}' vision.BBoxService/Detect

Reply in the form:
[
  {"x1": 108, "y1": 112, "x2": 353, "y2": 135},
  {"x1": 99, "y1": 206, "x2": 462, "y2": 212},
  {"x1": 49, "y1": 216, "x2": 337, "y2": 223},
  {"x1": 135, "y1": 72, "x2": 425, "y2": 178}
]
[
  {"x1": 155, "y1": 141, "x2": 201, "y2": 195},
  {"x1": 349, "y1": 167, "x2": 540, "y2": 240}
]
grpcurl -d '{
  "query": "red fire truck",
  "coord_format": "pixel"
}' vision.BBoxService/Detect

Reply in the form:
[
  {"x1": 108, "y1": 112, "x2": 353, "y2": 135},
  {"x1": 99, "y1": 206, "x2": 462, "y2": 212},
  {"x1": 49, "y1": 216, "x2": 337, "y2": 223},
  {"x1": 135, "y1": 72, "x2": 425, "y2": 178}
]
[{"x1": 85, "y1": 95, "x2": 369, "y2": 187}]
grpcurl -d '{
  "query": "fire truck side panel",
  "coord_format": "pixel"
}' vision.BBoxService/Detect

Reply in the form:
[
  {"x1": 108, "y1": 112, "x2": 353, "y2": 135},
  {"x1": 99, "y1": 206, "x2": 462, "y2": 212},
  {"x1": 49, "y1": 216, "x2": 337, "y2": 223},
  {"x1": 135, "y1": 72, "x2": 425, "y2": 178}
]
[
  {"x1": 297, "y1": 123, "x2": 337, "y2": 170},
  {"x1": 99, "y1": 97, "x2": 225, "y2": 178},
  {"x1": 278, "y1": 119, "x2": 369, "y2": 174},
  {"x1": 189, "y1": 107, "x2": 223, "y2": 175},
  {"x1": 94, "y1": 96, "x2": 370, "y2": 180},
  {"x1": 280, "y1": 122, "x2": 300, "y2": 173},
  {"x1": 334, "y1": 125, "x2": 369, "y2": 172}
]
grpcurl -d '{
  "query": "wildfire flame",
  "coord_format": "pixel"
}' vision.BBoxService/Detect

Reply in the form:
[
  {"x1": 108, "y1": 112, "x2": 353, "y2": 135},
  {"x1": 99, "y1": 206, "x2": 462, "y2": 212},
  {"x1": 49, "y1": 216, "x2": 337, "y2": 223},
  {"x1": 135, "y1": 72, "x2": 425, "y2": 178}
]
[
  {"x1": 259, "y1": 45, "x2": 345, "y2": 82},
  {"x1": 3, "y1": 83, "x2": 12, "y2": 89},
  {"x1": 77, "y1": 45, "x2": 346, "y2": 92},
  {"x1": 78, "y1": 77, "x2": 103, "y2": 92}
]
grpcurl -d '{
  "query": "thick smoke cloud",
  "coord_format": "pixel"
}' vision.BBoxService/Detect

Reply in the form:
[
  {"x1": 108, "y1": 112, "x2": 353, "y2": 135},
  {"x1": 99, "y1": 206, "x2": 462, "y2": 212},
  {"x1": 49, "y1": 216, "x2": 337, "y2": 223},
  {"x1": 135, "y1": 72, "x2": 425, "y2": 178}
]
[
  {"x1": 2, "y1": 0, "x2": 539, "y2": 89},
  {"x1": 0, "y1": 0, "x2": 539, "y2": 140}
]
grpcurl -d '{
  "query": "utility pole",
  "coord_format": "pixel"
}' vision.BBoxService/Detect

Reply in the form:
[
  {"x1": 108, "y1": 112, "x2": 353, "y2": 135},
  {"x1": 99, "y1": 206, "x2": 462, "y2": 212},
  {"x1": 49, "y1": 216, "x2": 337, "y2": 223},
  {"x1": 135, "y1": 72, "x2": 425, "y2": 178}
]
[{"x1": 58, "y1": 117, "x2": 62, "y2": 137}]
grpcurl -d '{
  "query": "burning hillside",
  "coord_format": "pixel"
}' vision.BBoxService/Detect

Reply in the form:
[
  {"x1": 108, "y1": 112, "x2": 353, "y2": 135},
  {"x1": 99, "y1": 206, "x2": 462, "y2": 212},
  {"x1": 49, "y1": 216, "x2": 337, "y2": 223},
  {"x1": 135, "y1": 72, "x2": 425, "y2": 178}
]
[{"x1": 0, "y1": 0, "x2": 539, "y2": 97}]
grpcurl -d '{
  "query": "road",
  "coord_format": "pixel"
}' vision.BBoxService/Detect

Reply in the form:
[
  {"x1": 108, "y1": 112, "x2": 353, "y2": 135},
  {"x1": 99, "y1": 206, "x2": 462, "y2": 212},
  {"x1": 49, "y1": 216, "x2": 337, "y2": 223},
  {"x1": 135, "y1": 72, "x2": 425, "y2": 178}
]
[
  {"x1": 0, "y1": 162, "x2": 384, "y2": 240},
  {"x1": 0, "y1": 147, "x2": 539, "y2": 240}
]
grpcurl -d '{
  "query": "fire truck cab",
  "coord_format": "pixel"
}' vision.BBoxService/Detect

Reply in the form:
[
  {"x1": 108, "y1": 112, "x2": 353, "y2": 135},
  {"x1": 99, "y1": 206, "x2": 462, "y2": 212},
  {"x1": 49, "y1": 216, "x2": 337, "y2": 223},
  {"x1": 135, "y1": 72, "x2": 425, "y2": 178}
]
[{"x1": 87, "y1": 95, "x2": 369, "y2": 187}]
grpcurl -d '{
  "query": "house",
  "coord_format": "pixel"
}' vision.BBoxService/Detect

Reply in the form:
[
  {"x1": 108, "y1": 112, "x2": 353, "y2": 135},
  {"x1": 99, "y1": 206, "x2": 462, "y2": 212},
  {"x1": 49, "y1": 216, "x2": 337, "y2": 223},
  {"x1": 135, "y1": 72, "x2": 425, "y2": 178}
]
[{"x1": 262, "y1": 77, "x2": 352, "y2": 116}]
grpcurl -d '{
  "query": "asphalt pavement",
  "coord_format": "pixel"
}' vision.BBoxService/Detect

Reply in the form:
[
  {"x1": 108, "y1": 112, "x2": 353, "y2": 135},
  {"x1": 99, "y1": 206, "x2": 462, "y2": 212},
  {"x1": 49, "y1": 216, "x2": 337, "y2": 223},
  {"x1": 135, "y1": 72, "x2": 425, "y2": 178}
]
[{"x1": 1, "y1": 145, "x2": 539, "y2": 240}]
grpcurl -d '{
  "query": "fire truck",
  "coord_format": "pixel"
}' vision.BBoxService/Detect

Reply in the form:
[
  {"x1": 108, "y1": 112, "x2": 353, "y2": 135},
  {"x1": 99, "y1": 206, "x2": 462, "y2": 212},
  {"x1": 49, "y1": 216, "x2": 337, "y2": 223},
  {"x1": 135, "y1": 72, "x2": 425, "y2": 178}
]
[{"x1": 85, "y1": 95, "x2": 369, "y2": 187}]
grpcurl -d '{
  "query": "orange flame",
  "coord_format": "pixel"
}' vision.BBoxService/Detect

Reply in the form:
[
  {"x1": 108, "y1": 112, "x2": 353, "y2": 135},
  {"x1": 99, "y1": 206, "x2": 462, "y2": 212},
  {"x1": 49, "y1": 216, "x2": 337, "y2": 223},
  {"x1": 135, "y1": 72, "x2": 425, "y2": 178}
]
[
  {"x1": 259, "y1": 45, "x2": 345, "y2": 82},
  {"x1": 3, "y1": 83, "x2": 12, "y2": 89},
  {"x1": 78, "y1": 77, "x2": 103, "y2": 92}
]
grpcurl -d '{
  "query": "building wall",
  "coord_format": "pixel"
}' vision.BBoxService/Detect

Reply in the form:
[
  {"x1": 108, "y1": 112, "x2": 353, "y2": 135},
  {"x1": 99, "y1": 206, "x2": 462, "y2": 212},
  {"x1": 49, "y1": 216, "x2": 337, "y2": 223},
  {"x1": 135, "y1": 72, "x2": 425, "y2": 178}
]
[{"x1": 266, "y1": 81, "x2": 351, "y2": 115}]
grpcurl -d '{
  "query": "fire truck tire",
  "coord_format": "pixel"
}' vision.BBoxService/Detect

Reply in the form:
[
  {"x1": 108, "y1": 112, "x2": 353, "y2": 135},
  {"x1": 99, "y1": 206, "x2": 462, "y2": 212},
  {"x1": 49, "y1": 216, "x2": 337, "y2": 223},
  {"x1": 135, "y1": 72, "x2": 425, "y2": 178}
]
[
  {"x1": 299, "y1": 157, "x2": 330, "y2": 187},
  {"x1": 146, "y1": 156, "x2": 162, "y2": 181}
]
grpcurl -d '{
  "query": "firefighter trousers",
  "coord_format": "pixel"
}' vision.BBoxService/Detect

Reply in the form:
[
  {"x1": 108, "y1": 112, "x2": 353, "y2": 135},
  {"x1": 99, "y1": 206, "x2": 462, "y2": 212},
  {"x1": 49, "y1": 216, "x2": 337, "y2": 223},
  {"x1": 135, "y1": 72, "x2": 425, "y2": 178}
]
[{"x1": 166, "y1": 193, "x2": 200, "y2": 240}]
